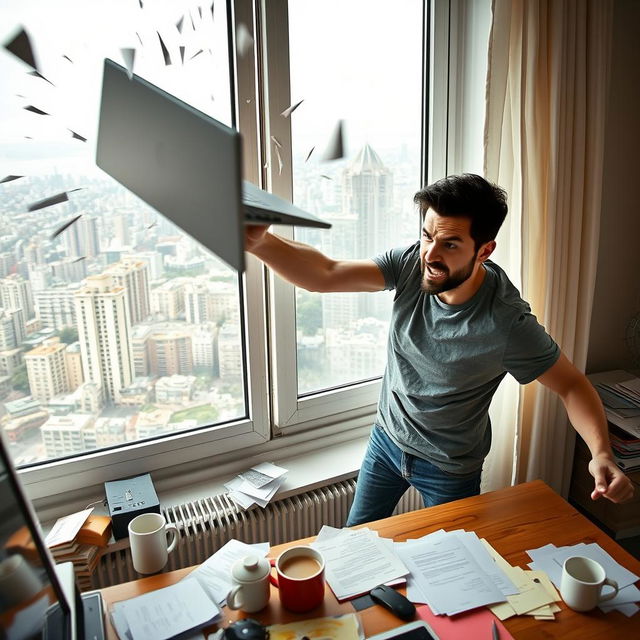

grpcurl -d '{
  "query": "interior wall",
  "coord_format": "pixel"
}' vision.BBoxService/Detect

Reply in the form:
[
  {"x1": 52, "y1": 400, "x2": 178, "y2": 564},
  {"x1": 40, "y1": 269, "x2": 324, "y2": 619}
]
[{"x1": 586, "y1": 0, "x2": 640, "y2": 375}]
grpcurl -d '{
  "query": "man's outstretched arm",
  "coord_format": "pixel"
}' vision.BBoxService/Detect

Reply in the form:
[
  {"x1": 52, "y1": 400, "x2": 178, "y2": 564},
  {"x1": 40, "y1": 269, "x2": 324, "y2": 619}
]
[
  {"x1": 245, "y1": 225, "x2": 386, "y2": 293},
  {"x1": 537, "y1": 353, "x2": 635, "y2": 503}
]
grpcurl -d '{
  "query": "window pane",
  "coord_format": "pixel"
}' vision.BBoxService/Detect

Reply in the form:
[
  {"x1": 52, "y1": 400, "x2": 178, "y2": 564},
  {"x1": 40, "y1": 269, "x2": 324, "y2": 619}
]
[
  {"x1": 288, "y1": 0, "x2": 423, "y2": 395},
  {"x1": 0, "y1": 0, "x2": 246, "y2": 467}
]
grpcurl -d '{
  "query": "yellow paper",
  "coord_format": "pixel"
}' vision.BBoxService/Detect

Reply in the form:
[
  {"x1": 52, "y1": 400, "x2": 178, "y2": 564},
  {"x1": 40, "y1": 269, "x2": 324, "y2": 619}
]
[
  {"x1": 505, "y1": 567, "x2": 556, "y2": 615},
  {"x1": 488, "y1": 600, "x2": 517, "y2": 620},
  {"x1": 268, "y1": 614, "x2": 361, "y2": 640}
]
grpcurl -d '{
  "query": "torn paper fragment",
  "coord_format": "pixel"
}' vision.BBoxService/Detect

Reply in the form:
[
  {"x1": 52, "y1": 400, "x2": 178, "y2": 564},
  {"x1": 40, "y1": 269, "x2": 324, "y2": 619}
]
[
  {"x1": 305, "y1": 146, "x2": 315, "y2": 162},
  {"x1": 24, "y1": 105, "x2": 49, "y2": 116},
  {"x1": 69, "y1": 129, "x2": 87, "y2": 142},
  {"x1": 72, "y1": 256, "x2": 85, "y2": 263},
  {"x1": 62, "y1": 54, "x2": 73, "y2": 63},
  {"x1": 1, "y1": 175, "x2": 23, "y2": 184},
  {"x1": 270, "y1": 135, "x2": 282, "y2": 148},
  {"x1": 27, "y1": 70, "x2": 55, "y2": 85},
  {"x1": 321, "y1": 119, "x2": 345, "y2": 161},
  {"x1": 157, "y1": 32, "x2": 171, "y2": 65},
  {"x1": 275, "y1": 146, "x2": 284, "y2": 175},
  {"x1": 176, "y1": 16, "x2": 185, "y2": 33},
  {"x1": 281, "y1": 99, "x2": 304, "y2": 118},
  {"x1": 28, "y1": 192, "x2": 70, "y2": 212},
  {"x1": 179, "y1": 46, "x2": 186, "y2": 64},
  {"x1": 4, "y1": 28, "x2": 38, "y2": 72},
  {"x1": 190, "y1": 49, "x2": 204, "y2": 60},
  {"x1": 51, "y1": 214, "x2": 83, "y2": 239},
  {"x1": 320, "y1": 174, "x2": 332, "y2": 180},
  {"x1": 120, "y1": 48, "x2": 136, "y2": 78},
  {"x1": 236, "y1": 23, "x2": 254, "y2": 58},
  {"x1": 136, "y1": 32, "x2": 143, "y2": 46}
]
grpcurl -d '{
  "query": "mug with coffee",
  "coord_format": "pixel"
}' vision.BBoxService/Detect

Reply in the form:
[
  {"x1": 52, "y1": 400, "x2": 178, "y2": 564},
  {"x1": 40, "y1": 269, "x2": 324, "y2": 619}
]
[
  {"x1": 560, "y1": 556, "x2": 619, "y2": 612},
  {"x1": 128, "y1": 512, "x2": 178, "y2": 574},
  {"x1": 270, "y1": 545, "x2": 325, "y2": 613},
  {"x1": 227, "y1": 555, "x2": 271, "y2": 613}
]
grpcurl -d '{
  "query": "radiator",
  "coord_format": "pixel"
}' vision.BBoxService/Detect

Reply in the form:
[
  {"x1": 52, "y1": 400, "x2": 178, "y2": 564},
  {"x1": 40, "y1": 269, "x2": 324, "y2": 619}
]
[{"x1": 90, "y1": 478, "x2": 422, "y2": 589}]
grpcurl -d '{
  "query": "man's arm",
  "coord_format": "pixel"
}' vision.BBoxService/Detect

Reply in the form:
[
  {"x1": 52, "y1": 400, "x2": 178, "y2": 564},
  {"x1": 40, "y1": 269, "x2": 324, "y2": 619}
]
[
  {"x1": 536, "y1": 353, "x2": 635, "y2": 503},
  {"x1": 245, "y1": 225, "x2": 386, "y2": 293}
]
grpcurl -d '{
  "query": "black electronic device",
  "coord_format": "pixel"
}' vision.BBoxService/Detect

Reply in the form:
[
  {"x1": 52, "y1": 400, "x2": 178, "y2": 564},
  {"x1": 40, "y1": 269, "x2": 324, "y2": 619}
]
[
  {"x1": 104, "y1": 473, "x2": 160, "y2": 540},
  {"x1": 223, "y1": 618, "x2": 269, "y2": 640},
  {"x1": 370, "y1": 584, "x2": 417, "y2": 621},
  {"x1": 367, "y1": 620, "x2": 438, "y2": 640},
  {"x1": 0, "y1": 433, "x2": 105, "y2": 640}
]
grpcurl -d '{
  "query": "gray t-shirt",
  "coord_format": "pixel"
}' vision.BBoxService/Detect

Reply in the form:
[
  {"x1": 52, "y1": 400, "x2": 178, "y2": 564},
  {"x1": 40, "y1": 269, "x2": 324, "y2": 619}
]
[{"x1": 373, "y1": 243, "x2": 560, "y2": 475}]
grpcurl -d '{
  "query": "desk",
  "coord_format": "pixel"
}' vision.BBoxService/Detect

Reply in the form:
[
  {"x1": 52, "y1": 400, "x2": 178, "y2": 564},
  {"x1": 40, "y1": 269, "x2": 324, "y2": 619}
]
[{"x1": 100, "y1": 480, "x2": 640, "y2": 639}]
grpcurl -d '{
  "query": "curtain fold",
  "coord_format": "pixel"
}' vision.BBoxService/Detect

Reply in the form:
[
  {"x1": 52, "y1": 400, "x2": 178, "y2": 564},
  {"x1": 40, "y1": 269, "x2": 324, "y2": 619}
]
[{"x1": 484, "y1": 0, "x2": 613, "y2": 496}]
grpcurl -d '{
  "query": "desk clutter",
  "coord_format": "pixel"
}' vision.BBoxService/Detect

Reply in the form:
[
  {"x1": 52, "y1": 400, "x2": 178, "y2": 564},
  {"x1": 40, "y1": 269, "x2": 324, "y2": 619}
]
[{"x1": 224, "y1": 462, "x2": 288, "y2": 509}]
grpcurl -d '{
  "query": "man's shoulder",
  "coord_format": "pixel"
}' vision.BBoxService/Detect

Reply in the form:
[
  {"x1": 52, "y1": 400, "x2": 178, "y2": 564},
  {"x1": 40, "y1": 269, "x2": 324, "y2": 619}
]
[{"x1": 484, "y1": 260, "x2": 530, "y2": 316}]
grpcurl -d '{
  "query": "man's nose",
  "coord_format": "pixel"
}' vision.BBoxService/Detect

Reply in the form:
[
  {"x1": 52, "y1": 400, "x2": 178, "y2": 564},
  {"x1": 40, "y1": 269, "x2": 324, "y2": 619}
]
[{"x1": 425, "y1": 242, "x2": 440, "y2": 262}]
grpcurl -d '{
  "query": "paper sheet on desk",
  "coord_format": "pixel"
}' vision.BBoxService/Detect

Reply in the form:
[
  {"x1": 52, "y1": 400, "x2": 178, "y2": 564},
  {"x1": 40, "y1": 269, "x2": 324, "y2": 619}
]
[
  {"x1": 182, "y1": 538, "x2": 269, "y2": 605},
  {"x1": 110, "y1": 579, "x2": 220, "y2": 640}
]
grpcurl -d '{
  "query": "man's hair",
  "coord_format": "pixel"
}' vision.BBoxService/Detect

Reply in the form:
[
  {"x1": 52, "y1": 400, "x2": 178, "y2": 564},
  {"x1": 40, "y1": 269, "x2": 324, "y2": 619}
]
[{"x1": 414, "y1": 174, "x2": 508, "y2": 249}]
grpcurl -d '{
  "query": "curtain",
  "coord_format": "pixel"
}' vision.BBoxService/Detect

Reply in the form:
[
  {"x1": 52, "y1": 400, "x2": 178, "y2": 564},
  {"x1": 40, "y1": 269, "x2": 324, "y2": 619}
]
[{"x1": 483, "y1": 0, "x2": 613, "y2": 496}]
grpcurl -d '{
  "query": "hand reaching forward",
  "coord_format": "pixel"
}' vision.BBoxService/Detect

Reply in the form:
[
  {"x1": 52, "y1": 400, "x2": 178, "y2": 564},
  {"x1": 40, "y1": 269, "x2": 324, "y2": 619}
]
[
  {"x1": 245, "y1": 224, "x2": 271, "y2": 253},
  {"x1": 588, "y1": 455, "x2": 635, "y2": 502}
]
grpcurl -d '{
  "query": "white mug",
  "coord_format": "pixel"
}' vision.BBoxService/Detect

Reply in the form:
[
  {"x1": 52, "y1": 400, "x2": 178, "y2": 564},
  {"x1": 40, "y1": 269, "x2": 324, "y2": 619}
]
[
  {"x1": 0, "y1": 554, "x2": 42, "y2": 606},
  {"x1": 226, "y1": 555, "x2": 271, "y2": 613},
  {"x1": 128, "y1": 513, "x2": 178, "y2": 575},
  {"x1": 560, "y1": 556, "x2": 619, "y2": 612}
]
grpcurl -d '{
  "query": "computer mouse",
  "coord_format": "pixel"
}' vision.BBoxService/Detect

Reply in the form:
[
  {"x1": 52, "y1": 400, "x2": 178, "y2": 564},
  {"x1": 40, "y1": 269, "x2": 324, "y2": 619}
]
[{"x1": 369, "y1": 584, "x2": 416, "y2": 621}]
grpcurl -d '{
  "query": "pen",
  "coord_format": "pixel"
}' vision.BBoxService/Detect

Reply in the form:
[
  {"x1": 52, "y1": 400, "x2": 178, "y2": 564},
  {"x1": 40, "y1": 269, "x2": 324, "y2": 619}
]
[{"x1": 491, "y1": 620, "x2": 499, "y2": 640}]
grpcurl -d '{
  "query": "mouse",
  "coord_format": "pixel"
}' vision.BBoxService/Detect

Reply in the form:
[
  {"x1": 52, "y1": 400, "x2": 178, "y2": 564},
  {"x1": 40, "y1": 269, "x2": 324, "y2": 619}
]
[{"x1": 369, "y1": 584, "x2": 416, "y2": 621}]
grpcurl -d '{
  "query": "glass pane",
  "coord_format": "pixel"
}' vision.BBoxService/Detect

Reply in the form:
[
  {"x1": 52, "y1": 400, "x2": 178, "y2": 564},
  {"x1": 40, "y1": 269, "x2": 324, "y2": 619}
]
[
  {"x1": 0, "y1": 0, "x2": 246, "y2": 467},
  {"x1": 288, "y1": 0, "x2": 423, "y2": 395}
]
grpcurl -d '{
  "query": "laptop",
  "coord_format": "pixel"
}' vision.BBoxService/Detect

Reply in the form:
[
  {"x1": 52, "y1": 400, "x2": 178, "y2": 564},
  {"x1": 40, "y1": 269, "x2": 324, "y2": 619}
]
[{"x1": 96, "y1": 58, "x2": 331, "y2": 272}]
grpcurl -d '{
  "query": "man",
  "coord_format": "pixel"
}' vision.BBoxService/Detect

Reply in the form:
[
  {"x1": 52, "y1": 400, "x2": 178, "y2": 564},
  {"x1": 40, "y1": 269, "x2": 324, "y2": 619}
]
[{"x1": 245, "y1": 174, "x2": 634, "y2": 525}]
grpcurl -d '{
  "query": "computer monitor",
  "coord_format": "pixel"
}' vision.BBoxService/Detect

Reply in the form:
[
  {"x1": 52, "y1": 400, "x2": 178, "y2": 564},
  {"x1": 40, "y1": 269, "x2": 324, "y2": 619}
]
[{"x1": 0, "y1": 435, "x2": 103, "y2": 639}]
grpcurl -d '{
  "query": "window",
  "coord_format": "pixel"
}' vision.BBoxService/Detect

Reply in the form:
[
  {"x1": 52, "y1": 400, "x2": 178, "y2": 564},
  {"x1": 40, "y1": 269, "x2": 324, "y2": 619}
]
[{"x1": 0, "y1": 0, "x2": 454, "y2": 502}]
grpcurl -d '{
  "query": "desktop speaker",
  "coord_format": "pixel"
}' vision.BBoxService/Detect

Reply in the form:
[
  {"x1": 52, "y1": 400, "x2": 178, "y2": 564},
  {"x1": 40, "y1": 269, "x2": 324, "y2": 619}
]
[{"x1": 104, "y1": 473, "x2": 160, "y2": 540}]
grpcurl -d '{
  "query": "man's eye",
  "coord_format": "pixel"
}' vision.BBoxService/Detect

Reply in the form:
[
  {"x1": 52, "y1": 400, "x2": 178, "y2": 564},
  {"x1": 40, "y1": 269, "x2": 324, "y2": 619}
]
[{"x1": 446, "y1": 243, "x2": 457, "y2": 249}]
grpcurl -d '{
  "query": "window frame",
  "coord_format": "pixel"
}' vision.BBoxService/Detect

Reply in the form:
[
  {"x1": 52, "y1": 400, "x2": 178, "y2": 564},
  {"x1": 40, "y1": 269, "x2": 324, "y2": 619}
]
[{"x1": 13, "y1": 0, "x2": 470, "y2": 505}]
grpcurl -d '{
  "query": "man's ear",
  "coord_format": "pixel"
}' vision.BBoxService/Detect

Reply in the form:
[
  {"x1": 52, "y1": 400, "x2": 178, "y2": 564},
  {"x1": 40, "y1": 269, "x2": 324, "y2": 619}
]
[{"x1": 477, "y1": 240, "x2": 496, "y2": 263}]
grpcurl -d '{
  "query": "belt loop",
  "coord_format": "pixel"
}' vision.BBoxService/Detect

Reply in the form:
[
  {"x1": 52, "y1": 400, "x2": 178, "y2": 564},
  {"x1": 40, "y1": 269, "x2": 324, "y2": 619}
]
[{"x1": 401, "y1": 452, "x2": 413, "y2": 479}]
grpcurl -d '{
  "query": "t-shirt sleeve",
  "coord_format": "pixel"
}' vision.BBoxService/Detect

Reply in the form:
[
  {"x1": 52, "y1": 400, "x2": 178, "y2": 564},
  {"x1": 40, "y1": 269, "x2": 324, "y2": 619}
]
[
  {"x1": 503, "y1": 310, "x2": 561, "y2": 384},
  {"x1": 372, "y1": 244, "x2": 418, "y2": 291}
]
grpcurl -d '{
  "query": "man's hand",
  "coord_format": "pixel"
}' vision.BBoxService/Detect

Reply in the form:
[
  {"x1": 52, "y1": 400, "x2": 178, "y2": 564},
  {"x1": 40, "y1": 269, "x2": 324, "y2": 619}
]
[
  {"x1": 588, "y1": 455, "x2": 635, "y2": 502},
  {"x1": 245, "y1": 224, "x2": 271, "y2": 253}
]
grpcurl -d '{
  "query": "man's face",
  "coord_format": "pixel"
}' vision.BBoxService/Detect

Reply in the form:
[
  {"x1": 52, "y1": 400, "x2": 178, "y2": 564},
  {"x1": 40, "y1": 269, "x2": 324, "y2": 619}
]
[{"x1": 419, "y1": 210, "x2": 480, "y2": 295}]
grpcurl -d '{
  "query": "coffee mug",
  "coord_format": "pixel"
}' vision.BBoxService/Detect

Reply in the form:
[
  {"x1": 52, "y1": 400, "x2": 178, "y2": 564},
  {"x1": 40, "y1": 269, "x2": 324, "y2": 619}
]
[
  {"x1": 227, "y1": 555, "x2": 271, "y2": 612},
  {"x1": 128, "y1": 512, "x2": 178, "y2": 574},
  {"x1": 270, "y1": 545, "x2": 325, "y2": 612},
  {"x1": 0, "y1": 554, "x2": 42, "y2": 607},
  {"x1": 560, "y1": 556, "x2": 619, "y2": 612}
]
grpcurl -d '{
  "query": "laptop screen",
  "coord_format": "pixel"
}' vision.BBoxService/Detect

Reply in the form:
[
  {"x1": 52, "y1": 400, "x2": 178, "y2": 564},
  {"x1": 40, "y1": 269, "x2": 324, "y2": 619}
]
[{"x1": 0, "y1": 436, "x2": 72, "y2": 639}]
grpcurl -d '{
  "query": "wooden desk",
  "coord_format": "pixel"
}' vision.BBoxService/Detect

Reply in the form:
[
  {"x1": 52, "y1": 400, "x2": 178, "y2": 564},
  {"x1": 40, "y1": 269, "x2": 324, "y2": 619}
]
[{"x1": 100, "y1": 480, "x2": 640, "y2": 639}]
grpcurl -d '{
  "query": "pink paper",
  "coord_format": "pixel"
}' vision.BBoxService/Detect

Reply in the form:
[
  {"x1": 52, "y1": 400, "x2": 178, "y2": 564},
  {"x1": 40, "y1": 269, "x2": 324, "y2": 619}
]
[{"x1": 417, "y1": 604, "x2": 514, "y2": 640}]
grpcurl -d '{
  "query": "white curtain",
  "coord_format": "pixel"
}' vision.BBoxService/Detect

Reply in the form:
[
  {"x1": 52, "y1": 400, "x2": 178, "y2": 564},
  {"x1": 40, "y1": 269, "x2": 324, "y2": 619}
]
[{"x1": 483, "y1": 0, "x2": 613, "y2": 495}]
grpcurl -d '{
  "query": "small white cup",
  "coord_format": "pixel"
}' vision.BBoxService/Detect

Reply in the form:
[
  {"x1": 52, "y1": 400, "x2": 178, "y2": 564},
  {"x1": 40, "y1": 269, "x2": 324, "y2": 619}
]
[
  {"x1": 226, "y1": 555, "x2": 271, "y2": 613},
  {"x1": 560, "y1": 556, "x2": 619, "y2": 612},
  {"x1": 0, "y1": 554, "x2": 42, "y2": 606},
  {"x1": 128, "y1": 513, "x2": 178, "y2": 575}
]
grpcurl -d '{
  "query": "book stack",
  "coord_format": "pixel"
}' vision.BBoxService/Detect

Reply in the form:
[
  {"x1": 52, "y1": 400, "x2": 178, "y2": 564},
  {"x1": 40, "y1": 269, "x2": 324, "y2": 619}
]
[
  {"x1": 595, "y1": 375, "x2": 640, "y2": 471},
  {"x1": 48, "y1": 515, "x2": 112, "y2": 591}
]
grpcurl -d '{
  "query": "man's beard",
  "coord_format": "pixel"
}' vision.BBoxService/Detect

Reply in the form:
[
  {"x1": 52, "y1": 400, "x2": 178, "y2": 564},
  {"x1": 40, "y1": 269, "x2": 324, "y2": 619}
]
[{"x1": 420, "y1": 251, "x2": 477, "y2": 295}]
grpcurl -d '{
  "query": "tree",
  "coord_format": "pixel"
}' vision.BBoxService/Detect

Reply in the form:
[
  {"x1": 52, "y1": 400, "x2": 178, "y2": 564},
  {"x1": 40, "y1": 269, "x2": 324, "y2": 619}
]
[
  {"x1": 10, "y1": 365, "x2": 29, "y2": 394},
  {"x1": 58, "y1": 327, "x2": 79, "y2": 344},
  {"x1": 296, "y1": 290, "x2": 323, "y2": 335}
]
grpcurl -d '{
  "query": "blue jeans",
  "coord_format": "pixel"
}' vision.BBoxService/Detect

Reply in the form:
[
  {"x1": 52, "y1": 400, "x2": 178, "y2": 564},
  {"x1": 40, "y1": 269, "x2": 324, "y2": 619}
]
[{"x1": 346, "y1": 425, "x2": 482, "y2": 526}]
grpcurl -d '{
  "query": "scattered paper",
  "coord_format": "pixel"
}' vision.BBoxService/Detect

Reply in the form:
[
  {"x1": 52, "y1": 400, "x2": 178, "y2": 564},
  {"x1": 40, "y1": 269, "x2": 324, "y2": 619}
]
[
  {"x1": 121, "y1": 48, "x2": 136, "y2": 78},
  {"x1": 1, "y1": 175, "x2": 23, "y2": 184},
  {"x1": 176, "y1": 16, "x2": 185, "y2": 33},
  {"x1": 275, "y1": 146, "x2": 284, "y2": 175},
  {"x1": 69, "y1": 129, "x2": 87, "y2": 142},
  {"x1": 271, "y1": 135, "x2": 282, "y2": 148},
  {"x1": 179, "y1": 46, "x2": 186, "y2": 64},
  {"x1": 24, "y1": 105, "x2": 49, "y2": 116},
  {"x1": 157, "y1": 32, "x2": 171, "y2": 65},
  {"x1": 281, "y1": 99, "x2": 304, "y2": 118},
  {"x1": 190, "y1": 49, "x2": 204, "y2": 60},
  {"x1": 45, "y1": 508, "x2": 93, "y2": 548},
  {"x1": 28, "y1": 70, "x2": 55, "y2": 85},
  {"x1": 28, "y1": 189, "x2": 81, "y2": 213},
  {"x1": 305, "y1": 146, "x2": 316, "y2": 163},
  {"x1": 3, "y1": 28, "x2": 39, "y2": 72},
  {"x1": 321, "y1": 120, "x2": 345, "y2": 161},
  {"x1": 239, "y1": 463, "x2": 286, "y2": 488},
  {"x1": 268, "y1": 614, "x2": 361, "y2": 640},
  {"x1": 236, "y1": 23, "x2": 254, "y2": 58},
  {"x1": 226, "y1": 462, "x2": 287, "y2": 509}
]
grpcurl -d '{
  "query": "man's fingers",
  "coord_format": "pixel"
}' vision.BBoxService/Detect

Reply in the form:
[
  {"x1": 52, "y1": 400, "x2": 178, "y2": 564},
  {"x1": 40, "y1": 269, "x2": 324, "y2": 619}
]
[{"x1": 600, "y1": 475, "x2": 636, "y2": 503}]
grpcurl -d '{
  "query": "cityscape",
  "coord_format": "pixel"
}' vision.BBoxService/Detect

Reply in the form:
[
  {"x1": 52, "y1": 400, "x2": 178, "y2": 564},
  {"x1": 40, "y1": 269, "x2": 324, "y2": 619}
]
[{"x1": 0, "y1": 140, "x2": 420, "y2": 466}]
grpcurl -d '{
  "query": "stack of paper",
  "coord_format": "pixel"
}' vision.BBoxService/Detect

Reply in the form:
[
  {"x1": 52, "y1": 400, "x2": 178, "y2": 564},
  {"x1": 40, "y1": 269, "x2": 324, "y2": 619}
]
[
  {"x1": 311, "y1": 526, "x2": 409, "y2": 601},
  {"x1": 110, "y1": 579, "x2": 221, "y2": 640},
  {"x1": 527, "y1": 542, "x2": 640, "y2": 617},
  {"x1": 395, "y1": 530, "x2": 515, "y2": 616},
  {"x1": 225, "y1": 462, "x2": 287, "y2": 509},
  {"x1": 182, "y1": 538, "x2": 269, "y2": 606},
  {"x1": 268, "y1": 613, "x2": 362, "y2": 640},
  {"x1": 45, "y1": 508, "x2": 110, "y2": 591}
]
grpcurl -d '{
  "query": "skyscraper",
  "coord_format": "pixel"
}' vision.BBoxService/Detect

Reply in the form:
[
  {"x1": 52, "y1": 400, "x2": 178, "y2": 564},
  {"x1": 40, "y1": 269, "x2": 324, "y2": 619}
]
[
  {"x1": 105, "y1": 259, "x2": 151, "y2": 326},
  {"x1": 24, "y1": 338, "x2": 69, "y2": 403},
  {"x1": 0, "y1": 274, "x2": 35, "y2": 319},
  {"x1": 74, "y1": 274, "x2": 134, "y2": 404}
]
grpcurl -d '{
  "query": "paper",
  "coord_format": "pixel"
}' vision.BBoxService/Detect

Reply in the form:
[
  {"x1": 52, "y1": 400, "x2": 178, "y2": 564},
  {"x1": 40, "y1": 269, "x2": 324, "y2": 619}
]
[
  {"x1": 281, "y1": 99, "x2": 304, "y2": 118},
  {"x1": 305, "y1": 146, "x2": 315, "y2": 162},
  {"x1": 183, "y1": 538, "x2": 269, "y2": 605},
  {"x1": 312, "y1": 528, "x2": 409, "y2": 600},
  {"x1": 69, "y1": 129, "x2": 87, "y2": 142},
  {"x1": 111, "y1": 579, "x2": 220, "y2": 640},
  {"x1": 1, "y1": 175, "x2": 23, "y2": 184},
  {"x1": 503, "y1": 567, "x2": 556, "y2": 615},
  {"x1": 29, "y1": 189, "x2": 81, "y2": 213},
  {"x1": 3, "y1": 28, "x2": 39, "y2": 72},
  {"x1": 239, "y1": 463, "x2": 286, "y2": 488},
  {"x1": 227, "y1": 463, "x2": 288, "y2": 509},
  {"x1": 157, "y1": 32, "x2": 171, "y2": 66},
  {"x1": 45, "y1": 507, "x2": 93, "y2": 548},
  {"x1": 395, "y1": 536, "x2": 504, "y2": 615},
  {"x1": 51, "y1": 214, "x2": 83, "y2": 239},
  {"x1": 27, "y1": 70, "x2": 55, "y2": 85},
  {"x1": 121, "y1": 48, "x2": 136, "y2": 78},
  {"x1": 417, "y1": 604, "x2": 514, "y2": 640},
  {"x1": 268, "y1": 613, "x2": 361, "y2": 640},
  {"x1": 24, "y1": 105, "x2": 49, "y2": 116},
  {"x1": 236, "y1": 23, "x2": 254, "y2": 57},
  {"x1": 321, "y1": 120, "x2": 345, "y2": 161}
]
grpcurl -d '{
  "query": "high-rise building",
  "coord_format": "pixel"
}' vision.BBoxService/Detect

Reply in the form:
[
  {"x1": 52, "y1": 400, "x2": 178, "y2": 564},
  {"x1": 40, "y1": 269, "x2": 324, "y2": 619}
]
[
  {"x1": 40, "y1": 414, "x2": 96, "y2": 458},
  {"x1": 50, "y1": 257, "x2": 87, "y2": 283},
  {"x1": 192, "y1": 326, "x2": 217, "y2": 372},
  {"x1": 148, "y1": 332, "x2": 193, "y2": 376},
  {"x1": 63, "y1": 215, "x2": 100, "y2": 258},
  {"x1": 0, "y1": 253, "x2": 14, "y2": 278},
  {"x1": 74, "y1": 274, "x2": 134, "y2": 404},
  {"x1": 34, "y1": 283, "x2": 79, "y2": 331},
  {"x1": 150, "y1": 280, "x2": 185, "y2": 319},
  {"x1": 64, "y1": 341, "x2": 84, "y2": 390},
  {"x1": 105, "y1": 259, "x2": 151, "y2": 326},
  {"x1": 218, "y1": 324, "x2": 242, "y2": 379},
  {"x1": 184, "y1": 282, "x2": 211, "y2": 325},
  {"x1": 24, "y1": 337, "x2": 69, "y2": 403},
  {"x1": 0, "y1": 274, "x2": 34, "y2": 319},
  {"x1": 0, "y1": 308, "x2": 25, "y2": 349}
]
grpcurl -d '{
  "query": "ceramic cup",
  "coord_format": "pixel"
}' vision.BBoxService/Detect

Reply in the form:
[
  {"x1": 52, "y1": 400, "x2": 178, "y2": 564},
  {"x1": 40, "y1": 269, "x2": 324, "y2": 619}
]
[
  {"x1": 270, "y1": 545, "x2": 325, "y2": 613},
  {"x1": 560, "y1": 556, "x2": 619, "y2": 612},
  {"x1": 226, "y1": 555, "x2": 271, "y2": 612},
  {"x1": 128, "y1": 513, "x2": 178, "y2": 575}
]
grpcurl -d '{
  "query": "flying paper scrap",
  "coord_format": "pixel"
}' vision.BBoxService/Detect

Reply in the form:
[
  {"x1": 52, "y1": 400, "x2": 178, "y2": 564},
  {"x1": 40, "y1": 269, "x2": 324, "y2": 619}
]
[
  {"x1": 321, "y1": 119, "x2": 345, "y2": 161},
  {"x1": 226, "y1": 462, "x2": 287, "y2": 509}
]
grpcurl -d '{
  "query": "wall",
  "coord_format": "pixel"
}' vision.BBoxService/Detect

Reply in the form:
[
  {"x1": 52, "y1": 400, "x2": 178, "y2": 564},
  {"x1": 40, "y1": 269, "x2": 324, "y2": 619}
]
[{"x1": 586, "y1": 0, "x2": 640, "y2": 374}]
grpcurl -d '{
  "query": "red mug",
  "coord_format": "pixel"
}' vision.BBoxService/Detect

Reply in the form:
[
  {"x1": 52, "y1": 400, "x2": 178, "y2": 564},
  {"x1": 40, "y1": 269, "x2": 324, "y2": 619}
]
[{"x1": 269, "y1": 545, "x2": 325, "y2": 612}]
